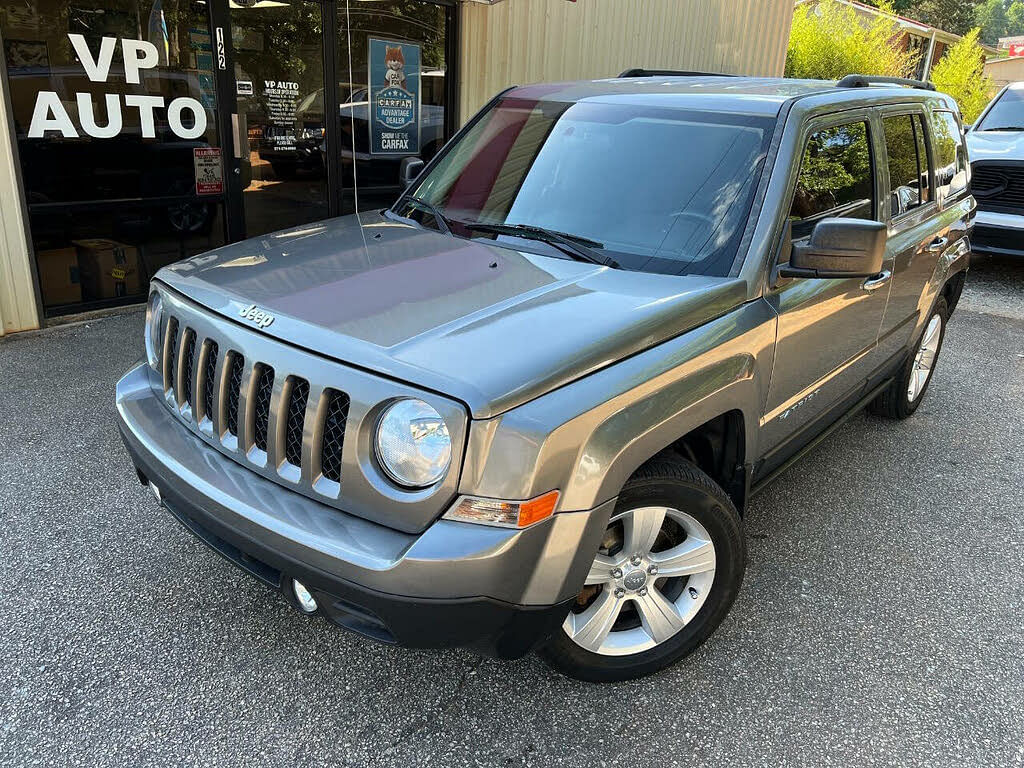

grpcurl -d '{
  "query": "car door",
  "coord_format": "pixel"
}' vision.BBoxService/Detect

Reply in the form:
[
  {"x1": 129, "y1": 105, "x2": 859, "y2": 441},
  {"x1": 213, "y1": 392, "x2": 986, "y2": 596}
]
[
  {"x1": 760, "y1": 113, "x2": 893, "y2": 467},
  {"x1": 877, "y1": 108, "x2": 972, "y2": 364}
]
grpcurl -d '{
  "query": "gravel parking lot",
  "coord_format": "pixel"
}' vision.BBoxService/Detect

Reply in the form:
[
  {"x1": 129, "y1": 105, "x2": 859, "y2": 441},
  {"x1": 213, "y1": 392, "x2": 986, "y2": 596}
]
[{"x1": 1, "y1": 255, "x2": 1022, "y2": 768}]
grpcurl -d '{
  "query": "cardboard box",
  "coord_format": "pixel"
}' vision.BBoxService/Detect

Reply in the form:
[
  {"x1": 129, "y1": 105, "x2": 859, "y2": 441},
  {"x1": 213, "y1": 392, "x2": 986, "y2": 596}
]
[
  {"x1": 36, "y1": 247, "x2": 82, "y2": 306},
  {"x1": 75, "y1": 239, "x2": 143, "y2": 300}
]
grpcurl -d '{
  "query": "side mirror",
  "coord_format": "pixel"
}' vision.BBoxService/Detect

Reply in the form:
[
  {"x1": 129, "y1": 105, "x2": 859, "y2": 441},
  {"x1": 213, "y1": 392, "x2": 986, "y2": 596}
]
[
  {"x1": 400, "y1": 156, "x2": 425, "y2": 188},
  {"x1": 779, "y1": 218, "x2": 886, "y2": 279}
]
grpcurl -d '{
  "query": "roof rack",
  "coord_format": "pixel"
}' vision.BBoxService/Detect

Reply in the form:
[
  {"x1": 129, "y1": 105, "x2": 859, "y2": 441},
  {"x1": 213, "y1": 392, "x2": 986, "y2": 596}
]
[
  {"x1": 836, "y1": 74, "x2": 936, "y2": 91},
  {"x1": 618, "y1": 68, "x2": 738, "y2": 78}
]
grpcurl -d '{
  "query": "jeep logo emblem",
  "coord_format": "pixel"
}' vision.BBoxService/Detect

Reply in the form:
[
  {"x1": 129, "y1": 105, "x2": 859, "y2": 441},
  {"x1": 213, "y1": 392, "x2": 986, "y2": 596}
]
[{"x1": 239, "y1": 304, "x2": 275, "y2": 329}]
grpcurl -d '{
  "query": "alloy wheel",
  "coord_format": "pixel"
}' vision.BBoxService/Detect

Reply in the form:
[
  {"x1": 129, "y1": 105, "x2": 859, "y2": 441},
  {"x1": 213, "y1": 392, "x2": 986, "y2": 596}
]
[
  {"x1": 564, "y1": 506, "x2": 716, "y2": 656},
  {"x1": 907, "y1": 313, "x2": 942, "y2": 403}
]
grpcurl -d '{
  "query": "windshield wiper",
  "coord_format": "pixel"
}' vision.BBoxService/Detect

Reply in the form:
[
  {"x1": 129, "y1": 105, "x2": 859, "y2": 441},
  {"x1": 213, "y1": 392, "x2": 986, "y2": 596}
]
[
  {"x1": 464, "y1": 222, "x2": 620, "y2": 269},
  {"x1": 978, "y1": 126, "x2": 1024, "y2": 132},
  {"x1": 401, "y1": 196, "x2": 453, "y2": 235}
]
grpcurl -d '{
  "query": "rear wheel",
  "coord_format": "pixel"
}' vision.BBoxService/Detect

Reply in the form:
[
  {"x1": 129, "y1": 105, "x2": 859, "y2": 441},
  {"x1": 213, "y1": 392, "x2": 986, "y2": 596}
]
[
  {"x1": 870, "y1": 296, "x2": 948, "y2": 420},
  {"x1": 540, "y1": 456, "x2": 745, "y2": 682}
]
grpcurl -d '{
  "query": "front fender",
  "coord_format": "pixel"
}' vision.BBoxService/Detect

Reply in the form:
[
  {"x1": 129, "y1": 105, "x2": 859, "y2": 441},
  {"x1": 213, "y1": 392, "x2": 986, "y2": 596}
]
[{"x1": 459, "y1": 300, "x2": 777, "y2": 511}]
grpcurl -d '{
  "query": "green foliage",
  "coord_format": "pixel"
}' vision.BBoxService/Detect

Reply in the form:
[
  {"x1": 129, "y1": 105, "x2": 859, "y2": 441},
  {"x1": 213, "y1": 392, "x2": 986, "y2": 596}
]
[
  {"x1": 974, "y1": 0, "x2": 1024, "y2": 44},
  {"x1": 911, "y1": 0, "x2": 983, "y2": 36},
  {"x1": 796, "y1": 124, "x2": 870, "y2": 199},
  {"x1": 1009, "y1": 0, "x2": 1024, "y2": 32},
  {"x1": 975, "y1": 0, "x2": 1008, "y2": 43},
  {"x1": 785, "y1": 0, "x2": 919, "y2": 80},
  {"x1": 931, "y1": 29, "x2": 995, "y2": 123}
]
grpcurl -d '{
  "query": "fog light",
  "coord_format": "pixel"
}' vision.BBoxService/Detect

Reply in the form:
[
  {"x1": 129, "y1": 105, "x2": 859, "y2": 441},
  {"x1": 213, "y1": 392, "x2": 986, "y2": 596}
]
[
  {"x1": 292, "y1": 579, "x2": 318, "y2": 613},
  {"x1": 148, "y1": 482, "x2": 162, "y2": 506}
]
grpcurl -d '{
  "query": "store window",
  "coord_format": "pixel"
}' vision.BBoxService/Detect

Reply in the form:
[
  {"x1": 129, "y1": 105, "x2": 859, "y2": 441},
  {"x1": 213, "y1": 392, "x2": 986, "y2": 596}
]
[
  {"x1": 231, "y1": 0, "x2": 328, "y2": 238},
  {"x1": 2, "y1": 0, "x2": 224, "y2": 316},
  {"x1": 337, "y1": 0, "x2": 449, "y2": 213}
]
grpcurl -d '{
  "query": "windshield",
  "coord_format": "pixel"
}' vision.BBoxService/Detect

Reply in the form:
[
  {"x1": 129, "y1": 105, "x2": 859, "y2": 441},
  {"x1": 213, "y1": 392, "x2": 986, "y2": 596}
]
[
  {"x1": 976, "y1": 85, "x2": 1024, "y2": 131},
  {"x1": 403, "y1": 97, "x2": 775, "y2": 276}
]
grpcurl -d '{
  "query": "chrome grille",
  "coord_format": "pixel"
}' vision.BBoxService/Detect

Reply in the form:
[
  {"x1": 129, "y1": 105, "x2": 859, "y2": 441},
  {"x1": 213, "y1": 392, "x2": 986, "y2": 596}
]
[
  {"x1": 182, "y1": 331, "x2": 197, "y2": 410},
  {"x1": 149, "y1": 288, "x2": 468, "y2": 531},
  {"x1": 163, "y1": 317, "x2": 179, "y2": 395},
  {"x1": 284, "y1": 377, "x2": 310, "y2": 468},
  {"x1": 320, "y1": 390, "x2": 350, "y2": 483},
  {"x1": 158, "y1": 312, "x2": 351, "y2": 494},
  {"x1": 202, "y1": 341, "x2": 219, "y2": 420},
  {"x1": 252, "y1": 365, "x2": 275, "y2": 452},
  {"x1": 226, "y1": 353, "x2": 244, "y2": 437}
]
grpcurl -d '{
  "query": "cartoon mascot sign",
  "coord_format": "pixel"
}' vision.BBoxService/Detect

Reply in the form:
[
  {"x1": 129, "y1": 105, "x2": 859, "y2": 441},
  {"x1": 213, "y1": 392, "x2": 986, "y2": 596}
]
[{"x1": 368, "y1": 38, "x2": 421, "y2": 156}]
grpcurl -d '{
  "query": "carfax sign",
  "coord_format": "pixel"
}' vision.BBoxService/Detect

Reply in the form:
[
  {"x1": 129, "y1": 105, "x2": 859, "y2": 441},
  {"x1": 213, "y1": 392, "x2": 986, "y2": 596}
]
[{"x1": 368, "y1": 37, "x2": 421, "y2": 155}]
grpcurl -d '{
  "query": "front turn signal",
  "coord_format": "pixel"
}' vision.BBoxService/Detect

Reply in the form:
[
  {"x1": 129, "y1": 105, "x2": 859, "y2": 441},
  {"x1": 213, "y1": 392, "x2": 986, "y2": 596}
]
[{"x1": 443, "y1": 490, "x2": 560, "y2": 529}]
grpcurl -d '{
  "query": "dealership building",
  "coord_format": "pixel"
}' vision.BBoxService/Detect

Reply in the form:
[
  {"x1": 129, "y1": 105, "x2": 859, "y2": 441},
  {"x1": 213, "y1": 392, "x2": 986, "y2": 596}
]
[{"x1": 0, "y1": 0, "x2": 794, "y2": 336}]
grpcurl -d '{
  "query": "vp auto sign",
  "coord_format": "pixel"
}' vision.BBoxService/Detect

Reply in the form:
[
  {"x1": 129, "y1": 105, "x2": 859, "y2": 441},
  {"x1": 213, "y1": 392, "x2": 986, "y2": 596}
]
[{"x1": 27, "y1": 34, "x2": 208, "y2": 140}]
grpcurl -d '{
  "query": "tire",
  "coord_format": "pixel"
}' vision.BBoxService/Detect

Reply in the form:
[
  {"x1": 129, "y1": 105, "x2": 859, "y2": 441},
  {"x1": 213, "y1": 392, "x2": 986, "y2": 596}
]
[
  {"x1": 539, "y1": 455, "x2": 745, "y2": 682},
  {"x1": 869, "y1": 296, "x2": 948, "y2": 420}
]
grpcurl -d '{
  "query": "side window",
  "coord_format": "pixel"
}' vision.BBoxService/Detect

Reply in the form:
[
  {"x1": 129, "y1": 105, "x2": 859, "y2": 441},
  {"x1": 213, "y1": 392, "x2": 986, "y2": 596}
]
[
  {"x1": 913, "y1": 114, "x2": 932, "y2": 203},
  {"x1": 932, "y1": 111, "x2": 967, "y2": 202},
  {"x1": 789, "y1": 121, "x2": 874, "y2": 239},
  {"x1": 882, "y1": 113, "x2": 931, "y2": 217}
]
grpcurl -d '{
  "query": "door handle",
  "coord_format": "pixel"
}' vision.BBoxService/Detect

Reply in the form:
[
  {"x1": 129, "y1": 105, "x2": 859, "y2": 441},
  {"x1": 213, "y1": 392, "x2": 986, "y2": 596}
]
[
  {"x1": 862, "y1": 269, "x2": 892, "y2": 292},
  {"x1": 231, "y1": 113, "x2": 244, "y2": 159},
  {"x1": 927, "y1": 236, "x2": 948, "y2": 253}
]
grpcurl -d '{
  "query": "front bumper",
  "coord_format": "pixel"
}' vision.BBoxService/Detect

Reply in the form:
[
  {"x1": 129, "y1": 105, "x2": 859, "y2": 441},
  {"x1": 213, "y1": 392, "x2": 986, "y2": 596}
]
[
  {"x1": 116, "y1": 363, "x2": 612, "y2": 658},
  {"x1": 971, "y1": 210, "x2": 1024, "y2": 258}
]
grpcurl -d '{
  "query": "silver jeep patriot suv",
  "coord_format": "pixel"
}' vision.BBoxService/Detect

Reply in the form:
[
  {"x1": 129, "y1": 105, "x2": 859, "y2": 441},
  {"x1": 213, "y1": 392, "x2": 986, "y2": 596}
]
[{"x1": 116, "y1": 73, "x2": 973, "y2": 681}]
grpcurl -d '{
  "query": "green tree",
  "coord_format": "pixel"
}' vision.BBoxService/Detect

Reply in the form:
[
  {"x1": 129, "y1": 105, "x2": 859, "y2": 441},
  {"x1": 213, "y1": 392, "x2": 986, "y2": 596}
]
[
  {"x1": 975, "y1": 0, "x2": 1008, "y2": 44},
  {"x1": 931, "y1": 28, "x2": 995, "y2": 122},
  {"x1": 786, "y1": 0, "x2": 918, "y2": 79},
  {"x1": 1008, "y1": 0, "x2": 1024, "y2": 34},
  {"x1": 911, "y1": 0, "x2": 982, "y2": 35},
  {"x1": 862, "y1": 0, "x2": 918, "y2": 13}
]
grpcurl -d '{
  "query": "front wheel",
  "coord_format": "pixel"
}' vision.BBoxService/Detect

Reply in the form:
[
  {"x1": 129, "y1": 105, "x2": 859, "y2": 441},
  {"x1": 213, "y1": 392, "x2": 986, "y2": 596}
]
[
  {"x1": 539, "y1": 456, "x2": 745, "y2": 682},
  {"x1": 870, "y1": 296, "x2": 948, "y2": 420}
]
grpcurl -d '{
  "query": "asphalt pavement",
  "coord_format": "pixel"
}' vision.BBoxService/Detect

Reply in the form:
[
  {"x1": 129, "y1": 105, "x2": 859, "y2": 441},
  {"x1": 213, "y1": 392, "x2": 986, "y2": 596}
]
[{"x1": 1, "y1": 254, "x2": 1022, "y2": 768}]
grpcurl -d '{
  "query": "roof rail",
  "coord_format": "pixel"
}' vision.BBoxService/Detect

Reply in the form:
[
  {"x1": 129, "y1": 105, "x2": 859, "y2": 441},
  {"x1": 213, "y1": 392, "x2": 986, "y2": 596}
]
[
  {"x1": 617, "y1": 68, "x2": 738, "y2": 78},
  {"x1": 836, "y1": 74, "x2": 936, "y2": 91}
]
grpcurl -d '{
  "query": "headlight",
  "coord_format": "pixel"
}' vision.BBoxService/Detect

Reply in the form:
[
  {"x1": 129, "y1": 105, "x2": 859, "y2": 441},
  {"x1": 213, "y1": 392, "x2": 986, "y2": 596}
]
[
  {"x1": 144, "y1": 291, "x2": 163, "y2": 370},
  {"x1": 375, "y1": 399, "x2": 451, "y2": 488}
]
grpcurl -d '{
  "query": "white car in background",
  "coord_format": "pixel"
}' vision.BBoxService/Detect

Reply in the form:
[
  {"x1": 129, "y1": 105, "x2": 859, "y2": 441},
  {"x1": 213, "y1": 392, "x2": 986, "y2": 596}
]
[{"x1": 967, "y1": 82, "x2": 1024, "y2": 258}]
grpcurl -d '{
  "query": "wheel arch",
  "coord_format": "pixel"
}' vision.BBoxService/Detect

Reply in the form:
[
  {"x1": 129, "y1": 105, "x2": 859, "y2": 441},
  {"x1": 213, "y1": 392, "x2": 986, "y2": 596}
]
[
  {"x1": 565, "y1": 377, "x2": 759, "y2": 516},
  {"x1": 457, "y1": 301, "x2": 776, "y2": 515}
]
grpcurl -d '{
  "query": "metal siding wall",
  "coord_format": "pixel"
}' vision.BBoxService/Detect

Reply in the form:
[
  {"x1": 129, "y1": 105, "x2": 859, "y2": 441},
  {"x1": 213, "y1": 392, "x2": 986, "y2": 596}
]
[
  {"x1": 458, "y1": 0, "x2": 796, "y2": 121},
  {"x1": 985, "y1": 58, "x2": 1024, "y2": 89},
  {"x1": 0, "y1": 64, "x2": 39, "y2": 337}
]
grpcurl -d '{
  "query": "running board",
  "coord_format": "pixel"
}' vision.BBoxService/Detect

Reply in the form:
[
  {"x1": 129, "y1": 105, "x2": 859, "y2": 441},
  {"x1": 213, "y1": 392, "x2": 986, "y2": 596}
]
[{"x1": 750, "y1": 377, "x2": 893, "y2": 496}]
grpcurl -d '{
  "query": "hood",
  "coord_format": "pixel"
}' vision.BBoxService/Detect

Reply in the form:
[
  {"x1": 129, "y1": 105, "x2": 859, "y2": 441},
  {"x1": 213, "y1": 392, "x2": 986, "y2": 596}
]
[
  {"x1": 158, "y1": 212, "x2": 748, "y2": 418},
  {"x1": 967, "y1": 129, "x2": 1024, "y2": 162}
]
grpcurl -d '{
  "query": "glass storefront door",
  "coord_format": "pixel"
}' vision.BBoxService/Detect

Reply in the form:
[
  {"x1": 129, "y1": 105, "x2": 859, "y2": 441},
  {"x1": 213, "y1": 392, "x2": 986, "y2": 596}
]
[
  {"x1": 336, "y1": 0, "x2": 450, "y2": 214},
  {"x1": 1, "y1": 0, "x2": 455, "y2": 318},
  {"x1": 228, "y1": 0, "x2": 329, "y2": 238}
]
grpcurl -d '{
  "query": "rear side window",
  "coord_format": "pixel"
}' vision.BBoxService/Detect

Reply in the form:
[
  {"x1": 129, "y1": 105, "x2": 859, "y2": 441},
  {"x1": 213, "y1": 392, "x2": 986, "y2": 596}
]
[
  {"x1": 931, "y1": 111, "x2": 967, "y2": 202},
  {"x1": 789, "y1": 121, "x2": 874, "y2": 238},
  {"x1": 882, "y1": 113, "x2": 932, "y2": 217}
]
